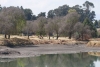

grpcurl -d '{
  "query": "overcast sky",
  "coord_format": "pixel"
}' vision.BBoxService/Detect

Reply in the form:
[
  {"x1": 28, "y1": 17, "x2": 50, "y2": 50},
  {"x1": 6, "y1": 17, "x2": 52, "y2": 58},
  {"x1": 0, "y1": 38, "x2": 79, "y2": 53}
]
[{"x1": 0, "y1": 0, "x2": 100, "y2": 20}]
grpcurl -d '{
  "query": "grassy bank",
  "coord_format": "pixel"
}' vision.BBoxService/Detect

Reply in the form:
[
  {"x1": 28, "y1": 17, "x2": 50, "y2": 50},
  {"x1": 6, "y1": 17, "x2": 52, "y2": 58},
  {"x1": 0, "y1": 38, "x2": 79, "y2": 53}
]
[{"x1": 0, "y1": 35, "x2": 89, "y2": 47}]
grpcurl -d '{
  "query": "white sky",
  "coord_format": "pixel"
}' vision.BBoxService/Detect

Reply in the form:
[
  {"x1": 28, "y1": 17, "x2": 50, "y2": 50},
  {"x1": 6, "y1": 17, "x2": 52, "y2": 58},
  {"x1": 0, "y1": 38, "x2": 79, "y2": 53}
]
[{"x1": 0, "y1": 0, "x2": 100, "y2": 20}]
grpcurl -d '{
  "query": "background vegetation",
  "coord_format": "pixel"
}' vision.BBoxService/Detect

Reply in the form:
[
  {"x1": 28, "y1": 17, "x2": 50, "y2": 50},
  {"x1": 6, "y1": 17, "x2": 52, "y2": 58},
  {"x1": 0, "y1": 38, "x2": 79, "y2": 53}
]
[{"x1": 0, "y1": 1, "x2": 100, "y2": 40}]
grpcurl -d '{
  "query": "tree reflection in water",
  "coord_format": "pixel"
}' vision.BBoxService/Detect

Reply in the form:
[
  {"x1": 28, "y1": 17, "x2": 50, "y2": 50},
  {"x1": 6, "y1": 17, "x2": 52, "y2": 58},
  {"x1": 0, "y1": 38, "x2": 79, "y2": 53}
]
[{"x1": 0, "y1": 52, "x2": 99, "y2": 67}]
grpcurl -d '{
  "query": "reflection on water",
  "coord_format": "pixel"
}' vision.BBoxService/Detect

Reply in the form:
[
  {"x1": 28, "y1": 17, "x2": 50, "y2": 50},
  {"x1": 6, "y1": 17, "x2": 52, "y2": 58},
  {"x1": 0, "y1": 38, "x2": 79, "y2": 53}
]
[{"x1": 0, "y1": 52, "x2": 100, "y2": 67}]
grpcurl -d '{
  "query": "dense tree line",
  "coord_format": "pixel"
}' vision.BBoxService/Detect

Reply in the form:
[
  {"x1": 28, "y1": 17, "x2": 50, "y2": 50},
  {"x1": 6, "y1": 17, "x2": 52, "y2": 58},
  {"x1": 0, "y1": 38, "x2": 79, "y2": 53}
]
[{"x1": 0, "y1": 1, "x2": 99, "y2": 40}]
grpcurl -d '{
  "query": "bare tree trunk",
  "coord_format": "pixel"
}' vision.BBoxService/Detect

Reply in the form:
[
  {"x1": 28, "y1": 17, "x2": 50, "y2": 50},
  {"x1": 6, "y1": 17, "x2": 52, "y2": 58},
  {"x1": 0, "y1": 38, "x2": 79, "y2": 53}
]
[
  {"x1": 8, "y1": 34, "x2": 10, "y2": 39},
  {"x1": 28, "y1": 35, "x2": 29, "y2": 39},
  {"x1": 81, "y1": 33, "x2": 83, "y2": 41},
  {"x1": 49, "y1": 33, "x2": 50, "y2": 40},
  {"x1": 5, "y1": 34, "x2": 7, "y2": 39},
  {"x1": 49, "y1": 36, "x2": 50, "y2": 40},
  {"x1": 69, "y1": 32, "x2": 72, "y2": 39},
  {"x1": 56, "y1": 32, "x2": 59, "y2": 40},
  {"x1": 27, "y1": 31, "x2": 29, "y2": 39}
]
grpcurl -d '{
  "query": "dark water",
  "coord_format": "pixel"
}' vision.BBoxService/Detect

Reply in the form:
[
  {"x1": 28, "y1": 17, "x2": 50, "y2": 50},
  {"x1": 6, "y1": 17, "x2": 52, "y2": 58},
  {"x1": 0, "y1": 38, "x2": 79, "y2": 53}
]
[{"x1": 0, "y1": 52, "x2": 100, "y2": 67}]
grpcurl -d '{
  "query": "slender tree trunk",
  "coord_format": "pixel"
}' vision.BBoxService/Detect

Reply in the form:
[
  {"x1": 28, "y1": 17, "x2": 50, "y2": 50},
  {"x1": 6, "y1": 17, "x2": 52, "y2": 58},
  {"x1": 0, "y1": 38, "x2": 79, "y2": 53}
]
[
  {"x1": 56, "y1": 32, "x2": 59, "y2": 40},
  {"x1": 39, "y1": 33, "x2": 41, "y2": 39},
  {"x1": 49, "y1": 35, "x2": 50, "y2": 40},
  {"x1": 28, "y1": 35, "x2": 29, "y2": 39},
  {"x1": 27, "y1": 31, "x2": 29, "y2": 39},
  {"x1": 78, "y1": 33, "x2": 81, "y2": 40},
  {"x1": 8, "y1": 34, "x2": 10, "y2": 39},
  {"x1": 5, "y1": 34, "x2": 7, "y2": 39},
  {"x1": 81, "y1": 33, "x2": 83, "y2": 41},
  {"x1": 69, "y1": 32, "x2": 72, "y2": 39},
  {"x1": 49, "y1": 33, "x2": 50, "y2": 40}
]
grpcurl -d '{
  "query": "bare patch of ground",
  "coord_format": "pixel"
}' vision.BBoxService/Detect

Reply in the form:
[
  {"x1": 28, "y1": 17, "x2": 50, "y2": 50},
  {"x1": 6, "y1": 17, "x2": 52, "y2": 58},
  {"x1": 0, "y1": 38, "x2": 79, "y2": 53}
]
[
  {"x1": 0, "y1": 44, "x2": 100, "y2": 58},
  {"x1": 0, "y1": 35, "x2": 99, "y2": 58}
]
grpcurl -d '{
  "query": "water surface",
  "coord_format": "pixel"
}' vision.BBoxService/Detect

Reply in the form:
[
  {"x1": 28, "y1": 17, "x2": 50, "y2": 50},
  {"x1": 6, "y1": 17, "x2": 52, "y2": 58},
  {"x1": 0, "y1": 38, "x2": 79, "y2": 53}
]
[{"x1": 0, "y1": 52, "x2": 100, "y2": 67}]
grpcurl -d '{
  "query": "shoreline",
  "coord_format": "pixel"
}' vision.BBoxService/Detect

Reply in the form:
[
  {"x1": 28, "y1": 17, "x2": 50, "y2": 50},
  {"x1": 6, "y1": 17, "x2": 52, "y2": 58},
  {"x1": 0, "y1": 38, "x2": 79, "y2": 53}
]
[{"x1": 0, "y1": 44, "x2": 100, "y2": 58}]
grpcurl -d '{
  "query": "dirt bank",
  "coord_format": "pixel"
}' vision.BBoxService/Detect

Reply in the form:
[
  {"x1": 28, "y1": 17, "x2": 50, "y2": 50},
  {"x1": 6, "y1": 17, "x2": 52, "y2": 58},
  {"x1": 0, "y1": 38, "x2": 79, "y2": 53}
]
[{"x1": 0, "y1": 44, "x2": 100, "y2": 58}]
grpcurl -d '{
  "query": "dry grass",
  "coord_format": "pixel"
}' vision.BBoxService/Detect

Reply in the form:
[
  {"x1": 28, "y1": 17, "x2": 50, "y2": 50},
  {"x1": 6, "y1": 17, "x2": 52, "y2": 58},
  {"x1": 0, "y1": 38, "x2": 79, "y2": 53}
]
[
  {"x1": 86, "y1": 38, "x2": 100, "y2": 47},
  {"x1": 87, "y1": 41, "x2": 100, "y2": 47},
  {"x1": 88, "y1": 52, "x2": 100, "y2": 56},
  {"x1": 0, "y1": 35, "x2": 88, "y2": 46}
]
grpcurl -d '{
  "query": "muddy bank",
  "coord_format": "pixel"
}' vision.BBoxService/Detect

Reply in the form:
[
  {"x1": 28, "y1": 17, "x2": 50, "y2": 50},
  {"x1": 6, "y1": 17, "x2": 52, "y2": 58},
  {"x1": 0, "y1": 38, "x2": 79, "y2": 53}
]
[{"x1": 0, "y1": 44, "x2": 100, "y2": 58}]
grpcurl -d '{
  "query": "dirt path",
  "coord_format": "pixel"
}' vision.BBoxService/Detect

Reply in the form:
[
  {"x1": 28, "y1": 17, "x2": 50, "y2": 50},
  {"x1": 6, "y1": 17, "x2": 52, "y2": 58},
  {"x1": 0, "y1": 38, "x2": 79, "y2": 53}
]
[{"x1": 0, "y1": 44, "x2": 100, "y2": 58}]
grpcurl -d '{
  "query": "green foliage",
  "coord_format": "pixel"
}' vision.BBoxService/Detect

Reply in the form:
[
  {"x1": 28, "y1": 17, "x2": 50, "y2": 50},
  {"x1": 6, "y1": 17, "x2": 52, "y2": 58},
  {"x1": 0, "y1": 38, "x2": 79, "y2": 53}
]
[
  {"x1": 83, "y1": 17, "x2": 97, "y2": 37},
  {"x1": 94, "y1": 20, "x2": 98, "y2": 28},
  {"x1": 0, "y1": 6, "x2": 26, "y2": 36},
  {"x1": 23, "y1": 9, "x2": 33, "y2": 20},
  {"x1": 37, "y1": 12, "x2": 46, "y2": 18},
  {"x1": 47, "y1": 5, "x2": 69, "y2": 18},
  {"x1": 68, "y1": 9, "x2": 76, "y2": 13},
  {"x1": 0, "y1": 1, "x2": 98, "y2": 39},
  {"x1": 0, "y1": 5, "x2": 2, "y2": 11},
  {"x1": 83, "y1": 1, "x2": 94, "y2": 11}
]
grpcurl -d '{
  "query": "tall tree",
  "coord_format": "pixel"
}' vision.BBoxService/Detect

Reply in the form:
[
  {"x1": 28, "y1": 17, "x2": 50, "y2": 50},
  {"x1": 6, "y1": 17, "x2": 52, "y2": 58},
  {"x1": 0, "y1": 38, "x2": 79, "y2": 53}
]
[
  {"x1": 83, "y1": 17, "x2": 97, "y2": 37},
  {"x1": 37, "y1": 12, "x2": 46, "y2": 18},
  {"x1": 0, "y1": 5, "x2": 2, "y2": 11},
  {"x1": 47, "y1": 10, "x2": 55, "y2": 18},
  {"x1": 52, "y1": 16, "x2": 63, "y2": 40},
  {"x1": 24, "y1": 9, "x2": 33, "y2": 20},
  {"x1": 0, "y1": 6, "x2": 25, "y2": 39},
  {"x1": 94, "y1": 20, "x2": 98, "y2": 28},
  {"x1": 45, "y1": 18, "x2": 54, "y2": 39},
  {"x1": 64, "y1": 9, "x2": 80, "y2": 39},
  {"x1": 74, "y1": 22, "x2": 91, "y2": 40},
  {"x1": 34, "y1": 17, "x2": 47, "y2": 39},
  {"x1": 83, "y1": 1, "x2": 94, "y2": 11},
  {"x1": 83, "y1": 1, "x2": 95, "y2": 22},
  {"x1": 23, "y1": 21, "x2": 33, "y2": 39}
]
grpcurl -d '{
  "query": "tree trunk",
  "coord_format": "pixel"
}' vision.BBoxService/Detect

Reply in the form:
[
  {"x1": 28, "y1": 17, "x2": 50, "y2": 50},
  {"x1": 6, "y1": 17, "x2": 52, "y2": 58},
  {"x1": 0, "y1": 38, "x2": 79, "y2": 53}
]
[
  {"x1": 28, "y1": 35, "x2": 29, "y2": 39},
  {"x1": 49, "y1": 35, "x2": 50, "y2": 40},
  {"x1": 49, "y1": 33, "x2": 50, "y2": 40},
  {"x1": 8, "y1": 34, "x2": 10, "y2": 39},
  {"x1": 69, "y1": 32, "x2": 72, "y2": 39},
  {"x1": 27, "y1": 31, "x2": 29, "y2": 39},
  {"x1": 56, "y1": 32, "x2": 59, "y2": 40},
  {"x1": 81, "y1": 33, "x2": 83, "y2": 41},
  {"x1": 5, "y1": 34, "x2": 7, "y2": 39}
]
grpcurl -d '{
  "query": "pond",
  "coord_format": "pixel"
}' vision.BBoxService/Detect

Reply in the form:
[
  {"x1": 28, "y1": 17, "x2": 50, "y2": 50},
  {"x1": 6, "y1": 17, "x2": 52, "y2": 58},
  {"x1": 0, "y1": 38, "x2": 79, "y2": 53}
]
[{"x1": 0, "y1": 52, "x2": 100, "y2": 67}]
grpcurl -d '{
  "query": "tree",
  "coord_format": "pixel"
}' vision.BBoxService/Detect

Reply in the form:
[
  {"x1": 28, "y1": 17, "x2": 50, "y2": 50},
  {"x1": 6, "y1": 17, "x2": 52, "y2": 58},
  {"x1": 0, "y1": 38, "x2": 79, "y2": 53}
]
[
  {"x1": 98, "y1": 20, "x2": 100, "y2": 28},
  {"x1": 83, "y1": 1, "x2": 95, "y2": 22},
  {"x1": 24, "y1": 9, "x2": 33, "y2": 20},
  {"x1": 52, "y1": 16, "x2": 63, "y2": 40},
  {"x1": 0, "y1": 5, "x2": 2, "y2": 11},
  {"x1": 94, "y1": 20, "x2": 98, "y2": 28},
  {"x1": 47, "y1": 10, "x2": 55, "y2": 18},
  {"x1": 45, "y1": 18, "x2": 53, "y2": 39},
  {"x1": 74, "y1": 22, "x2": 91, "y2": 40},
  {"x1": 37, "y1": 12, "x2": 46, "y2": 18},
  {"x1": 23, "y1": 21, "x2": 33, "y2": 39},
  {"x1": 83, "y1": 17, "x2": 97, "y2": 37},
  {"x1": 64, "y1": 9, "x2": 80, "y2": 39},
  {"x1": 34, "y1": 17, "x2": 47, "y2": 39},
  {"x1": 83, "y1": 1, "x2": 94, "y2": 11},
  {"x1": 0, "y1": 6, "x2": 25, "y2": 39},
  {"x1": 47, "y1": 5, "x2": 69, "y2": 18},
  {"x1": 31, "y1": 15, "x2": 37, "y2": 20},
  {"x1": 0, "y1": 13, "x2": 13, "y2": 39}
]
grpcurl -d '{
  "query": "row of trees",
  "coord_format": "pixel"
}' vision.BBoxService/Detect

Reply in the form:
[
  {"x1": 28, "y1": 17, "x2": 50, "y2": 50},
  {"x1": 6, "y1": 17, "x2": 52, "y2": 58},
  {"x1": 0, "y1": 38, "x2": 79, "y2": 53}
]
[
  {"x1": 24, "y1": 9, "x2": 96, "y2": 40},
  {"x1": 1, "y1": 1, "x2": 96, "y2": 22},
  {"x1": 0, "y1": 1, "x2": 98, "y2": 40}
]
